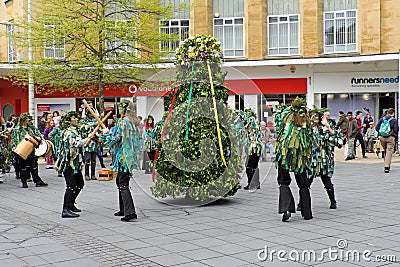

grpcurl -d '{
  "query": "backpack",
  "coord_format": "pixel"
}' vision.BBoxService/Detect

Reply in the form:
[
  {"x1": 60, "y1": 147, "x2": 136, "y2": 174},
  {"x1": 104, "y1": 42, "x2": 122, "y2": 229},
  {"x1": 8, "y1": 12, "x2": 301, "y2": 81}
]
[{"x1": 379, "y1": 117, "x2": 394, "y2": 137}]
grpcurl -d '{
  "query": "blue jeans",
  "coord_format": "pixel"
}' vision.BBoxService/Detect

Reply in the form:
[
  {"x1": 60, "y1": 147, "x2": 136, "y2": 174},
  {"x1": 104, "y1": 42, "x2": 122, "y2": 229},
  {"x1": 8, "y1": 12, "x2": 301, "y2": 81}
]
[{"x1": 262, "y1": 143, "x2": 275, "y2": 160}]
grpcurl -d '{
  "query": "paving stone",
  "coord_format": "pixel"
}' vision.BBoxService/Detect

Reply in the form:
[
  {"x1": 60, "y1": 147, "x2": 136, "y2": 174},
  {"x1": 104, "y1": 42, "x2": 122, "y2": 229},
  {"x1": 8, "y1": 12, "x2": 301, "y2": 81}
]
[{"x1": 0, "y1": 159, "x2": 399, "y2": 266}]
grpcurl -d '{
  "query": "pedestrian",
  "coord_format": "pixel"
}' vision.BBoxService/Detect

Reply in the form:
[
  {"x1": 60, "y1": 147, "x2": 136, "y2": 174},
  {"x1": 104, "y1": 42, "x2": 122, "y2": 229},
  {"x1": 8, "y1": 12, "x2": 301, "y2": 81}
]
[
  {"x1": 55, "y1": 111, "x2": 90, "y2": 218},
  {"x1": 43, "y1": 119, "x2": 55, "y2": 169},
  {"x1": 142, "y1": 115, "x2": 155, "y2": 174},
  {"x1": 363, "y1": 111, "x2": 374, "y2": 135},
  {"x1": 274, "y1": 97, "x2": 313, "y2": 222},
  {"x1": 260, "y1": 121, "x2": 275, "y2": 161},
  {"x1": 336, "y1": 111, "x2": 348, "y2": 143},
  {"x1": 364, "y1": 122, "x2": 375, "y2": 152},
  {"x1": 354, "y1": 110, "x2": 367, "y2": 158},
  {"x1": 345, "y1": 111, "x2": 358, "y2": 161},
  {"x1": 10, "y1": 113, "x2": 48, "y2": 188},
  {"x1": 375, "y1": 108, "x2": 399, "y2": 173},
  {"x1": 52, "y1": 110, "x2": 62, "y2": 127},
  {"x1": 38, "y1": 112, "x2": 49, "y2": 134},
  {"x1": 5, "y1": 114, "x2": 16, "y2": 129},
  {"x1": 100, "y1": 101, "x2": 141, "y2": 222}
]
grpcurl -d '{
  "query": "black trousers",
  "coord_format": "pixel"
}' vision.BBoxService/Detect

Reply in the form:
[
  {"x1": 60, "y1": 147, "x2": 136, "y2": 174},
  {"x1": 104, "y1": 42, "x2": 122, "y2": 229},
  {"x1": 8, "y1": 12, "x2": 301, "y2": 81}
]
[
  {"x1": 63, "y1": 166, "x2": 84, "y2": 210},
  {"x1": 277, "y1": 166, "x2": 312, "y2": 219},
  {"x1": 246, "y1": 154, "x2": 260, "y2": 185},
  {"x1": 309, "y1": 173, "x2": 334, "y2": 189},
  {"x1": 354, "y1": 133, "x2": 366, "y2": 157},
  {"x1": 116, "y1": 171, "x2": 136, "y2": 216},
  {"x1": 84, "y1": 151, "x2": 97, "y2": 177},
  {"x1": 17, "y1": 153, "x2": 42, "y2": 184}
]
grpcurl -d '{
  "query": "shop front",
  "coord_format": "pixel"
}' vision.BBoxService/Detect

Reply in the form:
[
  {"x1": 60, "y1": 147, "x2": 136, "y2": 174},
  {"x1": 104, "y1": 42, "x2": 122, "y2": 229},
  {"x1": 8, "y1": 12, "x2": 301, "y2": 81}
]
[{"x1": 314, "y1": 71, "x2": 399, "y2": 121}]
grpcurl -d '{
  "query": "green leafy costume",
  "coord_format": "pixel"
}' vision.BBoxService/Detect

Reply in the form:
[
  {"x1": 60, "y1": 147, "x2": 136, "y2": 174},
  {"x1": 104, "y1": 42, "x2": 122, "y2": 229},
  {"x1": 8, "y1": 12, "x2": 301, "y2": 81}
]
[
  {"x1": 100, "y1": 117, "x2": 141, "y2": 173},
  {"x1": 274, "y1": 104, "x2": 313, "y2": 174},
  {"x1": 310, "y1": 120, "x2": 344, "y2": 178},
  {"x1": 80, "y1": 118, "x2": 99, "y2": 153},
  {"x1": 55, "y1": 126, "x2": 86, "y2": 173}
]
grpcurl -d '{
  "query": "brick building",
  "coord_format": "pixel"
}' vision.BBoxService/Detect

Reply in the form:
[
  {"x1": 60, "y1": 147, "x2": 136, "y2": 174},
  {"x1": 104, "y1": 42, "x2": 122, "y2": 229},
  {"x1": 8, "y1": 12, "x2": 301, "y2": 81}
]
[{"x1": 0, "y1": 0, "x2": 399, "y2": 123}]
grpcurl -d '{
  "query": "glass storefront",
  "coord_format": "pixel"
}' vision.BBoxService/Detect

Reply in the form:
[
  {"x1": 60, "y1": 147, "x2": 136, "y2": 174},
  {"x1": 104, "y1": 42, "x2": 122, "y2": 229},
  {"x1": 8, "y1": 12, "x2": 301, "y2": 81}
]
[{"x1": 314, "y1": 92, "x2": 397, "y2": 122}]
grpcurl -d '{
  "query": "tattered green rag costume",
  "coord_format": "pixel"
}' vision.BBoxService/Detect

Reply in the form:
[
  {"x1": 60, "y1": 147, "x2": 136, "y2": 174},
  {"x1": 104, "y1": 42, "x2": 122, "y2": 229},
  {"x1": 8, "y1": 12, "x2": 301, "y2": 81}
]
[
  {"x1": 274, "y1": 105, "x2": 313, "y2": 174},
  {"x1": 100, "y1": 117, "x2": 140, "y2": 173}
]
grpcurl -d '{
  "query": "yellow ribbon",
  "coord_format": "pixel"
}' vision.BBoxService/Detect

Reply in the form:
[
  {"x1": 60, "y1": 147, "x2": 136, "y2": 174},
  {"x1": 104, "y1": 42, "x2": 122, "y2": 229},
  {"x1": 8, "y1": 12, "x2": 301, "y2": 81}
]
[{"x1": 207, "y1": 62, "x2": 227, "y2": 167}]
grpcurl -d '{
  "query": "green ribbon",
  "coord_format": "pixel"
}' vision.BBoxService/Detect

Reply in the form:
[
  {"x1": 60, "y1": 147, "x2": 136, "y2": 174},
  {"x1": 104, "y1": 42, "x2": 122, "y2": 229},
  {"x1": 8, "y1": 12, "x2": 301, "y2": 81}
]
[{"x1": 183, "y1": 62, "x2": 195, "y2": 188}]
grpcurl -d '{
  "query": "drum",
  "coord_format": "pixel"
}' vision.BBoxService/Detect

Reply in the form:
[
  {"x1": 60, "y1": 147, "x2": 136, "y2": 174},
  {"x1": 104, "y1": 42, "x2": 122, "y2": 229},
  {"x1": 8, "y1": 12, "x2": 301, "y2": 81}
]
[
  {"x1": 14, "y1": 135, "x2": 40, "y2": 160},
  {"x1": 35, "y1": 140, "x2": 53, "y2": 158},
  {"x1": 45, "y1": 140, "x2": 54, "y2": 158}
]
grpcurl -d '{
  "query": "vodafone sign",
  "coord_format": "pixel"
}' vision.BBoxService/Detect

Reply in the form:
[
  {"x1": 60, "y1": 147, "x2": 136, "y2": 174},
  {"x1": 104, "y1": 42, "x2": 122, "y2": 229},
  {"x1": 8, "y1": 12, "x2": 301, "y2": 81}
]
[
  {"x1": 128, "y1": 82, "x2": 174, "y2": 96},
  {"x1": 127, "y1": 82, "x2": 173, "y2": 96}
]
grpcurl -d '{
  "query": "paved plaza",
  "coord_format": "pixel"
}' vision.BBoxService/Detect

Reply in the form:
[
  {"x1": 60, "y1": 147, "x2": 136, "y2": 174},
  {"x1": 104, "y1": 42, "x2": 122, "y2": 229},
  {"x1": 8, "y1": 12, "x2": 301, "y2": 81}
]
[{"x1": 0, "y1": 150, "x2": 399, "y2": 267}]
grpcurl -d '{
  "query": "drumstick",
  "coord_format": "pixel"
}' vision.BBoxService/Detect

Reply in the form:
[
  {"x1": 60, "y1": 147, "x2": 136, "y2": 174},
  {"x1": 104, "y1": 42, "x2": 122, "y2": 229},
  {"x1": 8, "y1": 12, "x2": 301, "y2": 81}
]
[
  {"x1": 84, "y1": 111, "x2": 112, "y2": 147},
  {"x1": 82, "y1": 99, "x2": 107, "y2": 129}
]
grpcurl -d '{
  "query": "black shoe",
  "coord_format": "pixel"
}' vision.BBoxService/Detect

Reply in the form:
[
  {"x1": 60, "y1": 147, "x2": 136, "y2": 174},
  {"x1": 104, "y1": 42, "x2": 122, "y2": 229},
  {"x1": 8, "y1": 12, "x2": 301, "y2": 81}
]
[
  {"x1": 121, "y1": 213, "x2": 137, "y2": 222},
  {"x1": 144, "y1": 170, "x2": 151, "y2": 174},
  {"x1": 27, "y1": 178, "x2": 32, "y2": 182},
  {"x1": 22, "y1": 183, "x2": 28, "y2": 188},
  {"x1": 282, "y1": 211, "x2": 291, "y2": 222},
  {"x1": 15, "y1": 176, "x2": 20, "y2": 180},
  {"x1": 101, "y1": 165, "x2": 106, "y2": 169},
  {"x1": 296, "y1": 203, "x2": 301, "y2": 211},
  {"x1": 61, "y1": 209, "x2": 80, "y2": 218},
  {"x1": 330, "y1": 202, "x2": 337, "y2": 209},
  {"x1": 70, "y1": 205, "x2": 81, "y2": 212},
  {"x1": 384, "y1": 167, "x2": 390, "y2": 173},
  {"x1": 58, "y1": 172, "x2": 63, "y2": 177},
  {"x1": 114, "y1": 211, "x2": 124, "y2": 216},
  {"x1": 243, "y1": 185, "x2": 249, "y2": 190},
  {"x1": 304, "y1": 216, "x2": 313, "y2": 220},
  {"x1": 35, "y1": 181, "x2": 48, "y2": 187}
]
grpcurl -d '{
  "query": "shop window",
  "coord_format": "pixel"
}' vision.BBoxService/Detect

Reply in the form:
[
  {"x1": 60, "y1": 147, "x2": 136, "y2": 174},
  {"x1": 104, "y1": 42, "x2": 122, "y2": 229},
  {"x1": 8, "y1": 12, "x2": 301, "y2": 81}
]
[
  {"x1": 160, "y1": 19, "x2": 190, "y2": 59},
  {"x1": 213, "y1": 17, "x2": 244, "y2": 58},
  {"x1": 268, "y1": 14, "x2": 299, "y2": 56},
  {"x1": 324, "y1": 10, "x2": 357, "y2": 53},
  {"x1": 105, "y1": 20, "x2": 136, "y2": 60},
  {"x1": 44, "y1": 23, "x2": 65, "y2": 59}
]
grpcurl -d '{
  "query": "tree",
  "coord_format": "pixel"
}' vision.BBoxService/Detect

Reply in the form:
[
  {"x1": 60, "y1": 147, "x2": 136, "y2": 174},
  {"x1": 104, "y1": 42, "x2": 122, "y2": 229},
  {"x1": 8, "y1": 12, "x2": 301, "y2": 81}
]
[
  {"x1": 151, "y1": 35, "x2": 243, "y2": 202},
  {"x1": 8, "y1": 0, "x2": 186, "y2": 114}
]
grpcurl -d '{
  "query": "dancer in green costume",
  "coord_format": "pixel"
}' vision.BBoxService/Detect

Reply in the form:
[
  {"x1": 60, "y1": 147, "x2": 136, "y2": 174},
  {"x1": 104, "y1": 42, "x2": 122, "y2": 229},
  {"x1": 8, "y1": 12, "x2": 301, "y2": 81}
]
[{"x1": 274, "y1": 97, "x2": 313, "y2": 222}]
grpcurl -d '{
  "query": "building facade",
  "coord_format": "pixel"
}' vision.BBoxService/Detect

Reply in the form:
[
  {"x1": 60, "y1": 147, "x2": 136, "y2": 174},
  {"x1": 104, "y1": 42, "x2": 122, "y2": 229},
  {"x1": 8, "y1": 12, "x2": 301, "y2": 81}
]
[{"x1": 1, "y1": 0, "x2": 399, "y2": 123}]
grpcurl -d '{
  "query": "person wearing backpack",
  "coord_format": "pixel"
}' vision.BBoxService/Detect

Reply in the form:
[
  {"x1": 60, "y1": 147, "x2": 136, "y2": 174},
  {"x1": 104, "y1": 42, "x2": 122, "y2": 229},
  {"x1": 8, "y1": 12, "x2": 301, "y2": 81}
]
[{"x1": 375, "y1": 108, "x2": 399, "y2": 173}]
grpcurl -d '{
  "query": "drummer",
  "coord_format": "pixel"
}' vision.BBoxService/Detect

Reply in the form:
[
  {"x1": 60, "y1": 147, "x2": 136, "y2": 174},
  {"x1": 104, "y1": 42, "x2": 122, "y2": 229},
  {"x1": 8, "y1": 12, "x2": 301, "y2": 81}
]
[{"x1": 10, "y1": 113, "x2": 48, "y2": 188}]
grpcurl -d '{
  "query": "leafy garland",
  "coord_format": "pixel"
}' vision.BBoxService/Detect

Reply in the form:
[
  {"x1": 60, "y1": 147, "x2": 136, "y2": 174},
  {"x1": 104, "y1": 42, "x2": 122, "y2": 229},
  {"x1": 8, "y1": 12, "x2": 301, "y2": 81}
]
[{"x1": 175, "y1": 35, "x2": 223, "y2": 65}]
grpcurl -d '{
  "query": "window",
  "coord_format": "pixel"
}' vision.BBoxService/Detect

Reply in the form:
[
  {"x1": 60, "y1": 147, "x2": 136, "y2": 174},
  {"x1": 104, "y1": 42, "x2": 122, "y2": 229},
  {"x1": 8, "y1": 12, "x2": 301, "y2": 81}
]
[
  {"x1": 324, "y1": 10, "x2": 357, "y2": 53},
  {"x1": 268, "y1": 14, "x2": 299, "y2": 56},
  {"x1": 44, "y1": 23, "x2": 65, "y2": 59},
  {"x1": 105, "y1": 20, "x2": 136, "y2": 59},
  {"x1": 160, "y1": 19, "x2": 189, "y2": 59},
  {"x1": 213, "y1": 17, "x2": 244, "y2": 58},
  {"x1": 6, "y1": 23, "x2": 15, "y2": 62}
]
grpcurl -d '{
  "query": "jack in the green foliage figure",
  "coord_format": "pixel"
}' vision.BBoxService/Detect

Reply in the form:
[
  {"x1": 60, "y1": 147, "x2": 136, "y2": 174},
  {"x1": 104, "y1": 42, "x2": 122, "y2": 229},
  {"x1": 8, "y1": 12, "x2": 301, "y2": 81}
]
[{"x1": 150, "y1": 35, "x2": 243, "y2": 202}]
